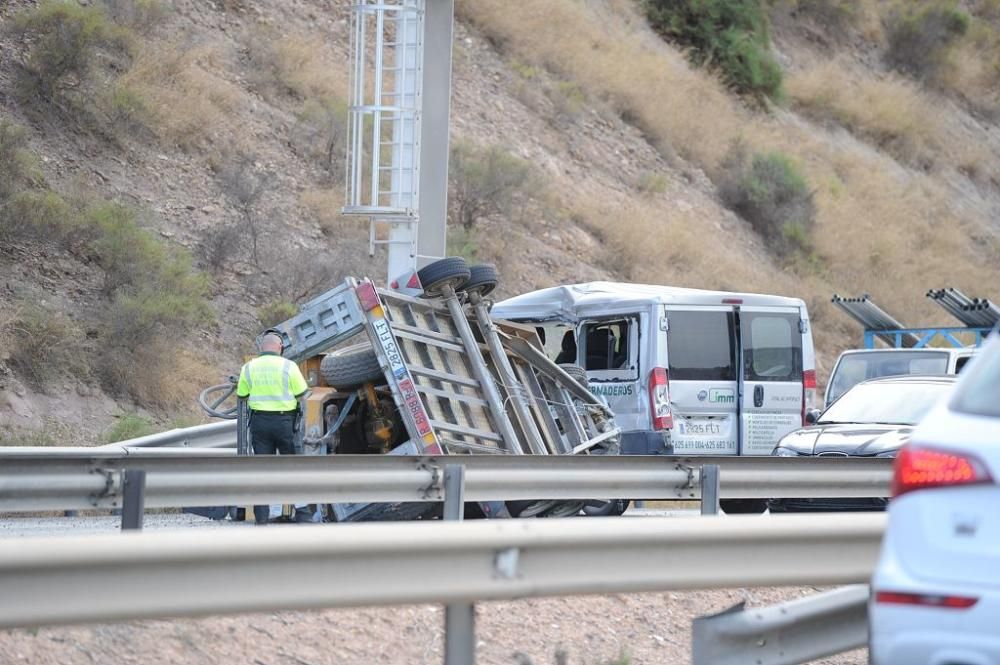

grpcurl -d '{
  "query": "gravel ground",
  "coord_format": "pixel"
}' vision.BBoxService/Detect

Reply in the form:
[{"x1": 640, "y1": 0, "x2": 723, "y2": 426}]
[{"x1": 0, "y1": 511, "x2": 867, "y2": 664}]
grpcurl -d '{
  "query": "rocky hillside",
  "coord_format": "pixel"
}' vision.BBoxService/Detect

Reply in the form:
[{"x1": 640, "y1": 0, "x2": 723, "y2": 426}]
[{"x1": 1, "y1": 0, "x2": 998, "y2": 442}]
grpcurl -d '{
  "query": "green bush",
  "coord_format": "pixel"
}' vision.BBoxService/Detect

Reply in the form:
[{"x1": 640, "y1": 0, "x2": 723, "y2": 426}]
[
  {"x1": 257, "y1": 300, "x2": 298, "y2": 328},
  {"x1": 7, "y1": 303, "x2": 89, "y2": 390},
  {"x1": 645, "y1": 0, "x2": 783, "y2": 101},
  {"x1": 448, "y1": 141, "x2": 537, "y2": 230},
  {"x1": 12, "y1": 0, "x2": 132, "y2": 103},
  {"x1": 103, "y1": 412, "x2": 155, "y2": 442},
  {"x1": 885, "y1": 1, "x2": 970, "y2": 81},
  {"x1": 718, "y1": 146, "x2": 815, "y2": 255},
  {"x1": 0, "y1": 121, "x2": 44, "y2": 202}
]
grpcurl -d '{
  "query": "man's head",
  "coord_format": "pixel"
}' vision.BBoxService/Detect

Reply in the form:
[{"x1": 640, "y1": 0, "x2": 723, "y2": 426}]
[{"x1": 259, "y1": 332, "x2": 284, "y2": 354}]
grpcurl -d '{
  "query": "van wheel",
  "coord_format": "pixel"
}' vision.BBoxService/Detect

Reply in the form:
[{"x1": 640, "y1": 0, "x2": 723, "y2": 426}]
[
  {"x1": 463, "y1": 264, "x2": 499, "y2": 297},
  {"x1": 720, "y1": 499, "x2": 768, "y2": 514},
  {"x1": 582, "y1": 499, "x2": 630, "y2": 516}
]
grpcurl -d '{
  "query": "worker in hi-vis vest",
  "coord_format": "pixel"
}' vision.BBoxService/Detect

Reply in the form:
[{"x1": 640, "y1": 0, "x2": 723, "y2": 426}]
[{"x1": 237, "y1": 329, "x2": 310, "y2": 524}]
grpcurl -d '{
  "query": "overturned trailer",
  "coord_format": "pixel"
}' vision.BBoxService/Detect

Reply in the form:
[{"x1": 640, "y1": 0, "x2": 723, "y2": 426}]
[{"x1": 201, "y1": 258, "x2": 621, "y2": 521}]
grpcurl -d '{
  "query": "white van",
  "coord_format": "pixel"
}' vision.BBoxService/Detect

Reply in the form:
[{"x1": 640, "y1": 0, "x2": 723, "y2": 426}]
[{"x1": 493, "y1": 282, "x2": 817, "y2": 457}]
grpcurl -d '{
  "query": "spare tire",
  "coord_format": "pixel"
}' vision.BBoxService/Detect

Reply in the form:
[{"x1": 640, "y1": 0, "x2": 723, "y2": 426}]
[
  {"x1": 463, "y1": 263, "x2": 499, "y2": 297},
  {"x1": 321, "y1": 344, "x2": 384, "y2": 389},
  {"x1": 558, "y1": 363, "x2": 589, "y2": 388},
  {"x1": 417, "y1": 257, "x2": 471, "y2": 297}
]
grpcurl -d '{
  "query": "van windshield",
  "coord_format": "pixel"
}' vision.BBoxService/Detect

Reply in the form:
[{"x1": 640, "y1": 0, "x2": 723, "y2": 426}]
[{"x1": 827, "y1": 351, "x2": 949, "y2": 404}]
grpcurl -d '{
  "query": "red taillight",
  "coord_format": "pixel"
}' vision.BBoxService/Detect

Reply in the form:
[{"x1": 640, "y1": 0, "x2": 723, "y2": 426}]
[
  {"x1": 356, "y1": 281, "x2": 381, "y2": 311},
  {"x1": 892, "y1": 445, "x2": 992, "y2": 497},
  {"x1": 649, "y1": 367, "x2": 672, "y2": 430},
  {"x1": 875, "y1": 590, "x2": 978, "y2": 609},
  {"x1": 801, "y1": 369, "x2": 817, "y2": 425},
  {"x1": 803, "y1": 369, "x2": 817, "y2": 389}
]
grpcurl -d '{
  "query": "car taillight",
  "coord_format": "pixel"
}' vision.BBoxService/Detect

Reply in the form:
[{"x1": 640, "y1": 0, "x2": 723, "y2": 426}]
[
  {"x1": 892, "y1": 445, "x2": 993, "y2": 497},
  {"x1": 874, "y1": 590, "x2": 978, "y2": 609},
  {"x1": 649, "y1": 367, "x2": 672, "y2": 430},
  {"x1": 801, "y1": 369, "x2": 817, "y2": 425}
]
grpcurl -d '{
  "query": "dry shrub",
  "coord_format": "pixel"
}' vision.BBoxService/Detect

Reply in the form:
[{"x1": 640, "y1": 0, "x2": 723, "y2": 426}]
[
  {"x1": 456, "y1": 0, "x2": 742, "y2": 170},
  {"x1": 120, "y1": 43, "x2": 241, "y2": 149},
  {"x1": 100, "y1": 341, "x2": 217, "y2": 411},
  {"x1": 245, "y1": 28, "x2": 347, "y2": 101},
  {"x1": 570, "y1": 194, "x2": 788, "y2": 295},
  {"x1": 6, "y1": 303, "x2": 90, "y2": 391},
  {"x1": 301, "y1": 188, "x2": 350, "y2": 236},
  {"x1": 787, "y1": 61, "x2": 944, "y2": 167},
  {"x1": 944, "y1": 39, "x2": 1000, "y2": 117}
]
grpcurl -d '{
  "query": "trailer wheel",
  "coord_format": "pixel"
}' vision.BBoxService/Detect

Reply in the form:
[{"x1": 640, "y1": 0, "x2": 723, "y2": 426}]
[
  {"x1": 720, "y1": 499, "x2": 768, "y2": 514},
  {"x1": 321, "y1": 344, "x2": 384, "y2": 389},
  {"x1": 463, "y1": 264, "x2": 499, "y2": 297},
  {"x1": 417, "y1": 257, "x2": 471, "y2": 297}
]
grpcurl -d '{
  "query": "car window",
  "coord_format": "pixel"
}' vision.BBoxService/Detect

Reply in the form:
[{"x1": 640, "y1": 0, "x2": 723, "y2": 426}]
[
  {"x1": 742, "y1": 313, "x2": 802, "y2": 382},
  {"x1": 667, "y1": 311, "x2": 735, "y2": 381},
  {"x1": 819, "y1": 381, "x2": 954, "y2": 426},
  {"x1": 950, "y1": 343, "x2": 1000, "y2": 417},
  {"x1": 582, "y1": 319, "x2": 632, "y2": 372},
  {"x1": 827, "y1": 351, "x2": 950, "y2": 403}
]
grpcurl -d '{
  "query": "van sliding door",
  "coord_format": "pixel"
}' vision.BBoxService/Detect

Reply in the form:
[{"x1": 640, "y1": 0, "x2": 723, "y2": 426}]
[{"x1": 665, "y1": 308, "x2": 739, "y2": 455}]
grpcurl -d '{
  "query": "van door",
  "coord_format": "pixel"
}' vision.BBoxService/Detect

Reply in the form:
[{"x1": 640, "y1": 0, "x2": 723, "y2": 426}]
[
  {"x1": 578, "y1": 316, "x2": 643, "y2": 433},
  {"x1": 739, "y1": 307, "x2": 804, "y2": 455},
  {"x1": 664, "y1": 307, "x2": 739, "y2": 455}
]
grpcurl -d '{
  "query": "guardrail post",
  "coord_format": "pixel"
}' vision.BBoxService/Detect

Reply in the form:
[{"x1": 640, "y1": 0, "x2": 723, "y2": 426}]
[
  {"x1": 121, "y1": 470, "x2": 146, "y2": 531},
  {"x1": 443, "y1": 464, "x2": 475, "y2": 665},
  {"x1": 700, "y1": 465, "x2": 720, "y2": 516}
]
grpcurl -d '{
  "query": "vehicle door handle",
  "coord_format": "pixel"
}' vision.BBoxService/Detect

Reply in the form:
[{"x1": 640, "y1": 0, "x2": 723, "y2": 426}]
[{"x1": 753, "y1": 385, "x2": 764, "y2": 408}]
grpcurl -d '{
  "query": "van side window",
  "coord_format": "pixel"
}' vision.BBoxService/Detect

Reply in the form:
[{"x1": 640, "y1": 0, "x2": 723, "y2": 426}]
[
  {"x1": 742, "y1": 313, "x2": 802, "y2": 382},
  {"x1": 582, "y1": 320, "x2": 630, "y2": 370},
  {"x1": 667, "y1": 311, "x2": 735, "y2": 380}
]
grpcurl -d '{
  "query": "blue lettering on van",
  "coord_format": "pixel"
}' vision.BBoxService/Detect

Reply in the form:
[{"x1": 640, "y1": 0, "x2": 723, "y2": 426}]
[{"x1": 590, "y1": 384, "x2": 634, "y2": 397}]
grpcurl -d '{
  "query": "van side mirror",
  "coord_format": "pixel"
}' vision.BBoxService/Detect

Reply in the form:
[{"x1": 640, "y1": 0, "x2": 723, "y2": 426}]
[{"x1": 805, "y1": 408, "x2": 822, "y2": 425}]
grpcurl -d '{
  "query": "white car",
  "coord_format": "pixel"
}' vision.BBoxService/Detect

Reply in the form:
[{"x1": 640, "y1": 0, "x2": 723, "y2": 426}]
[{"x1": 869, "y1": 332, "x2": 1000, "y2": 665}]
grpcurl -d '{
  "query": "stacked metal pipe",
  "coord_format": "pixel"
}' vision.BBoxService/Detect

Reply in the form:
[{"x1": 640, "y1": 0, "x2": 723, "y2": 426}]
[
  {"x1": 830, "y1": 294, "x2": 919, "y2": 347},
  {"x1": 926, "y1": 288, "x2": 999, "y2": 328}
]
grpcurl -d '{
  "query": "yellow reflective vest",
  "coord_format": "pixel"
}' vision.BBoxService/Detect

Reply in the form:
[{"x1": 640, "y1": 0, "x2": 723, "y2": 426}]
[{"x1": 236, "y1": 353, "x2": 309, "y2": 412}]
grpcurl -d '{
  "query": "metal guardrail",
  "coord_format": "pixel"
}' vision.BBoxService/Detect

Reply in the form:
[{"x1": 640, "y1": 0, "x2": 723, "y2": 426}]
[
  {"x1": 0, "y1": 454, "x2": 893, "y2": 512},
  {"x1": 94, "y1": 421, "x2": 237, "y2": 449},
  {"x1": 693, "y1": 585, "x2": 870, "y2": 665},
  {"x1": 0, "y1": 512, "x2": 886, "y2": 630}
]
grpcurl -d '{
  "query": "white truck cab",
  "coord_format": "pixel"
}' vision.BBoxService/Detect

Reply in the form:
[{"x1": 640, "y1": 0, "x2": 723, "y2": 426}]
[
  {"x1": 493, "y1": 282, "x2": 817, "y2": 456},
  {"x1": 824, "y1": 347, "x2": 976, "y2": 408}
]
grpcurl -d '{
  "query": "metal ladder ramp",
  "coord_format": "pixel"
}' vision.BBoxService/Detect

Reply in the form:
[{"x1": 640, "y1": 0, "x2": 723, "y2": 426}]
[{"x1": 378, "y1": 289, "x2": 519, "y2": 454}]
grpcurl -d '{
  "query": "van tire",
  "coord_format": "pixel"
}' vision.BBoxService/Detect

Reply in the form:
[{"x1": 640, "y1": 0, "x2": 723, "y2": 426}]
[
  {"x1": 321, "y1": 344, "x2": 384, "y2": 389},
  {"x1": 720, "y1": 499, "x2": 768, "y2": 514},
  {"x1": 417, "y1": 257, "x2": 471, "y2": 297},
  {"x1": 582, "y1": 499, "x2": 630, "y2": 516}
]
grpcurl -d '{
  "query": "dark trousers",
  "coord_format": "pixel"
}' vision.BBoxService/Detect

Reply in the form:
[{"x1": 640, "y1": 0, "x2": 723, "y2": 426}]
[{"x1": 249, "y1": 411, "x2": 296, "y2": 524}]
